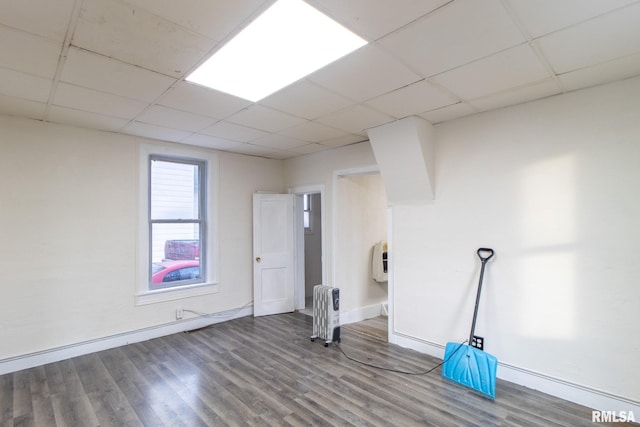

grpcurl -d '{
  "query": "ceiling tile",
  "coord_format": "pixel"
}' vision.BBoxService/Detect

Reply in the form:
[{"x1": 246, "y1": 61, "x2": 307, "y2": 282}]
[
  {"x1": 226, "y1": 105, "x2": 307, "y2": 133},
  {"x1": 536, "y1": 3, "x2": 640, "y2": 74},
  {"x1": 136, "y1": 105, "x2": 215, "y2": 132},
  {"x1": 262, "y1": 150, "x2": 297, "y2": 160},
  {"x1": 365, "y1": 80, "x2": 458, "y2": 118},
  {"x1": 288, "y1": 143, "x2": 331, "y2": 155},
  {"x1": 419, "y1": 102, "x2": 477, "y2": 124},
  {"x1": 252, "y1": 134, "x2": 310, "y2": 150},
  {"x1": 308, "y1": 44, "x2": 422, "y2": 102},
  {"x1": 61, "y1": 47, "x2": 176, "y2": 102},
  {"x1": 229, "y1": 143, "x2": 281, "y2": 158},
  {"x1": 0, "y1": 94, "x2": 46, "y2": 120},
  {"x1": 125, "y1": 0, "x2": 266, "y2": 41},
  {"x1": 0, "y1": 69, "x2": 52, "y2": 103},
  {"x1": 278, "y1": 121, "x2": 346, "y2": 143},
  {"x1": 506, "y1": 0, "x2": 638, "y2": 38},
  {"x1": 52, "y1": 83, "x2": 148, "y2": 119},
  {"x1": 0, "y1": 26, "x2": 61, "y2": 79},
  {"x1": 199, "y1": 120, "x2": 268, "y2": 142},
  {"x1": 0, "y1": 0, "x2": 76, "y2": 42},
  {"x1": 379, "y1": 0, "x2": 525, "y2": 76},
  {"x1": 259, "y1": 80, "x2": 352, "y2": 120},
  {"x1": 123, "y1": 121, "x2": 193, "y2": 142},
  {"x1": 72, "y1": 0, "x2": 214, "y2": 77},
  {"x1": 307, "y1": 0, "x2": 450, "y2": 40},
  {"x1": 320, "y1": 133, "x2": 368, "y2": 148},
  {"x1": 432, "y1": 44, "x2": 551, "y2": 100},
  {"x1": 181, "y1": 133, "x2": 251, "y2": 151},
  {"x1": 322, "y1": 134, "x2": 369, "y2": 148},
  {"x1": 469, "y1": 78, "x2": 562, "y2": 112},
  {"x1": 316, "y1": 104, "x2": 394, "y2": 134},
  {"x1": 47, "y1": 105, "x2": 129, "y2": 132},
  {"x1": 159, "y1": 82, "x2": 251, "y2": 119},
  {"x1": 559, "y1": 53, "x2": 640, "y2": 92}
]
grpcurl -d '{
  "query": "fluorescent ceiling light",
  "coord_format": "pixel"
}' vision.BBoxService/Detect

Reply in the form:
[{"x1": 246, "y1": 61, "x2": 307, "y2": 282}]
[{"x1": 186, "y1": 0, "x2": 367, "y2": 102}]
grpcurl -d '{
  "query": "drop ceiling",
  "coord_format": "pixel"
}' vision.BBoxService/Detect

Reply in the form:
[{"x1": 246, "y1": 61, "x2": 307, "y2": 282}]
[{"x1": 1, "y1": 0, "x2": 640, "y2": 159}]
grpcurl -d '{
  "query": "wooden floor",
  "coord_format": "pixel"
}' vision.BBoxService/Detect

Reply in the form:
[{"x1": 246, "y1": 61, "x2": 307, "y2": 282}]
[
  {"x1": 0, "y1": 312, "x2": 630, "y2": 426},
  {"x1": 342, "y1": 315, "x2": 388, "y2": 342}
]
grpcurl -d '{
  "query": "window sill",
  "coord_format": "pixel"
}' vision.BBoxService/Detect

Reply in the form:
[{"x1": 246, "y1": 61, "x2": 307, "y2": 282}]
[{"x1": 135, "y1": 281, "x2": 219, "y2": 306}]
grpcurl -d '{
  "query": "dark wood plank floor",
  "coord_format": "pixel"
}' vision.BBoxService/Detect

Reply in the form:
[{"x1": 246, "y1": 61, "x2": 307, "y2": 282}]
[
  {"x1": 342, "y1": 315, "x2": 388, "y2": 342},
  {"x1": 0, "y1": 312, "x2": 633, "y2": 426}
]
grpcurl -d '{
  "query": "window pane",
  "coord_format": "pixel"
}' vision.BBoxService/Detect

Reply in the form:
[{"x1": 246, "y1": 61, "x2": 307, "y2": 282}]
[
  {"x1": 151, "y1": 159, "x2": 200, "y2": 220},
  {"x1": 163, "y1": 266, "x2": 200, "y2": 283},
  {"x1": 303, "y1": 193, "x2": 310, "y2": 211},
  {"x1": 150, "y1": 223, "x2": 202, "y2": 287},
  {"x1": 151, "y1": 261, "x2": 200, "y2": 288},
  {"x1": 151, "y1": 223, "x2": 200, "y2": 262}
]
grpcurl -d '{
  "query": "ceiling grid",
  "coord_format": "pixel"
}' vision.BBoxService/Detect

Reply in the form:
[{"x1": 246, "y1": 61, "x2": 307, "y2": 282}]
[{"x1": 0, "y1": 0, "x2": 639, "y2": 158}]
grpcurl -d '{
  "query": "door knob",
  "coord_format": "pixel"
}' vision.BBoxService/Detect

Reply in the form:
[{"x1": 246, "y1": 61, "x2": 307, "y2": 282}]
[{"x1": 256, "y1": 257, "x2": 261, "y2": 262}]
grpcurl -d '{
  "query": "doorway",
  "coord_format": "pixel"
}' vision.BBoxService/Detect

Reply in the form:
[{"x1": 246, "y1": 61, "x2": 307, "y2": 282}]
[
  {"x1": 292, "y1": 186, "x2": 325, "y2": 314},
  {"x1": 291, "y1": 173, "x2": 389, "y2": 337},
  {"x1": 302, "y1": 193, "x2": 322, "y2": 314},
  {"x1": 334, "y1": 169, "x2": 389, "y2": 337}
]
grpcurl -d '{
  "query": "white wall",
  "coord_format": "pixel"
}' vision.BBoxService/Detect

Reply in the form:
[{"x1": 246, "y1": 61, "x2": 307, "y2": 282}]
[
  {"x1": 391, "y1": 77, "x2": 640, "y2": 407},
  {"x1": 0, "y1": 116, "x2": 283, "y2": 362}
]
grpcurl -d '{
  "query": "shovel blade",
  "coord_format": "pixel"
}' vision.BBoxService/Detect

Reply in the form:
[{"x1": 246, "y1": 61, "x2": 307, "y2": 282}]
[{"x1": 442, "y1": 342, "x2": 498, "y2": 399}]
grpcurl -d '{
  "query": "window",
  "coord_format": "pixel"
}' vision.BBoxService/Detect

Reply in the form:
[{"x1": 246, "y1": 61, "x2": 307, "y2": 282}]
[
  {"x1": 303, "y1": 193, "x2": 314, "y2": 233},
  {"x1": 137, "y1": 144, "x2": 218, "y2": 305},
  {"x1": 149, "y1": 156, "x2": 205, "y2": 289}
]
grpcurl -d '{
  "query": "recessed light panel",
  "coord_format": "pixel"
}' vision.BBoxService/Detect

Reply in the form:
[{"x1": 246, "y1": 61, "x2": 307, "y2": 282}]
[{"x1": 186, "y1": 0, "x2": 367, "y2": 102}]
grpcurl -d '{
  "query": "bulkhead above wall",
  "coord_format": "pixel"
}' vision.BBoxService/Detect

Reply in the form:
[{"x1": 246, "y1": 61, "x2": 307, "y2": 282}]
[{"x1": 367, "y1": 116, "x2": 435, "y2": 205}]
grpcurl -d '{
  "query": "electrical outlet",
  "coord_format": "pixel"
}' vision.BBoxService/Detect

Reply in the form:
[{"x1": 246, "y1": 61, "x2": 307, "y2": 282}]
[{"x1": 176, "y1": 307, "x2": 184, "y2": 320}]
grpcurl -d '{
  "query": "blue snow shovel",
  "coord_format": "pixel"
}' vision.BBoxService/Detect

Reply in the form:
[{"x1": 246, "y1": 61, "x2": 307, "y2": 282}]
[{"x1": 442, "y1": 248, "x2": 498, "y2": 399}]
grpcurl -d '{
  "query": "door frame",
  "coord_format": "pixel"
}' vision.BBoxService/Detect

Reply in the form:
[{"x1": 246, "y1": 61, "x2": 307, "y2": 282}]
[
  {"x1": 290, "y1": 184, "x2": 326, "y2": 311},
  {"x1": 332, "y1": 165, "x2": 381, "y2": 290},
  {"x1": 332, "y1": 165, "x2": 392, "y2": 336}
]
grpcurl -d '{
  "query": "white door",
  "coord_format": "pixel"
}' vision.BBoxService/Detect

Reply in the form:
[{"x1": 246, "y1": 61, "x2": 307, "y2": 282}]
[{"x1": 253, "y1": 193, "x2": 295, "y2": 317}]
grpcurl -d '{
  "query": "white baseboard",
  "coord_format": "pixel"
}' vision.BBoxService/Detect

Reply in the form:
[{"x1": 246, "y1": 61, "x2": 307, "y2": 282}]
[
  {"x1": 340, "y1": 303, "x2": 385, "y2": 325},
  {"x1": 0, "y1": 305, "x2": 253, "y2": 376},
  {"x1": 390, "y1": 332, "x2": 640, "y2": 415}
]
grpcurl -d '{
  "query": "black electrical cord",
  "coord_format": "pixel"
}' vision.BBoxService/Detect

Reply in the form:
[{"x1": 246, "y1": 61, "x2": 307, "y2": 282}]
[{"x1": 334, "y1": 340, "x2": 468, "y2": 376}]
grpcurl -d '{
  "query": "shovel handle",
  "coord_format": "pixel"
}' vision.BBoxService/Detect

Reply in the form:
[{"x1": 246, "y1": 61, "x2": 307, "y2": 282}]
[
  {"x1": 469, "y1": 248, "x2": 494, "y2": 344},
  {"x1": 477, "y1": 248, "x2": 494, "y2": 262}
]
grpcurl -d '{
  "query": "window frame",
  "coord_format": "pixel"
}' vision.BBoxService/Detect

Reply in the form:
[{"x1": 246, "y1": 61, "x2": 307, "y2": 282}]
[
  {"x1": 136, "y1": 143, "x2": 219, "y2": 306},
  {"x1": 149, "y1": 155, "x2": 206, "y2": 288}
]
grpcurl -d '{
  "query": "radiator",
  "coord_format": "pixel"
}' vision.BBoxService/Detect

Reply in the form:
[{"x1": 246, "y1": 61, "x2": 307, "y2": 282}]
[{"x1": 310, "y1": 285, "x2": 340, "y2": 346}]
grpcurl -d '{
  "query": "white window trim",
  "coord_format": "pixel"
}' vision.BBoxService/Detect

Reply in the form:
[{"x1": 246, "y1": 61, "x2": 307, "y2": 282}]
[{"x1": 136, "y1": 143, "x2": 219, "y2": 305}]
